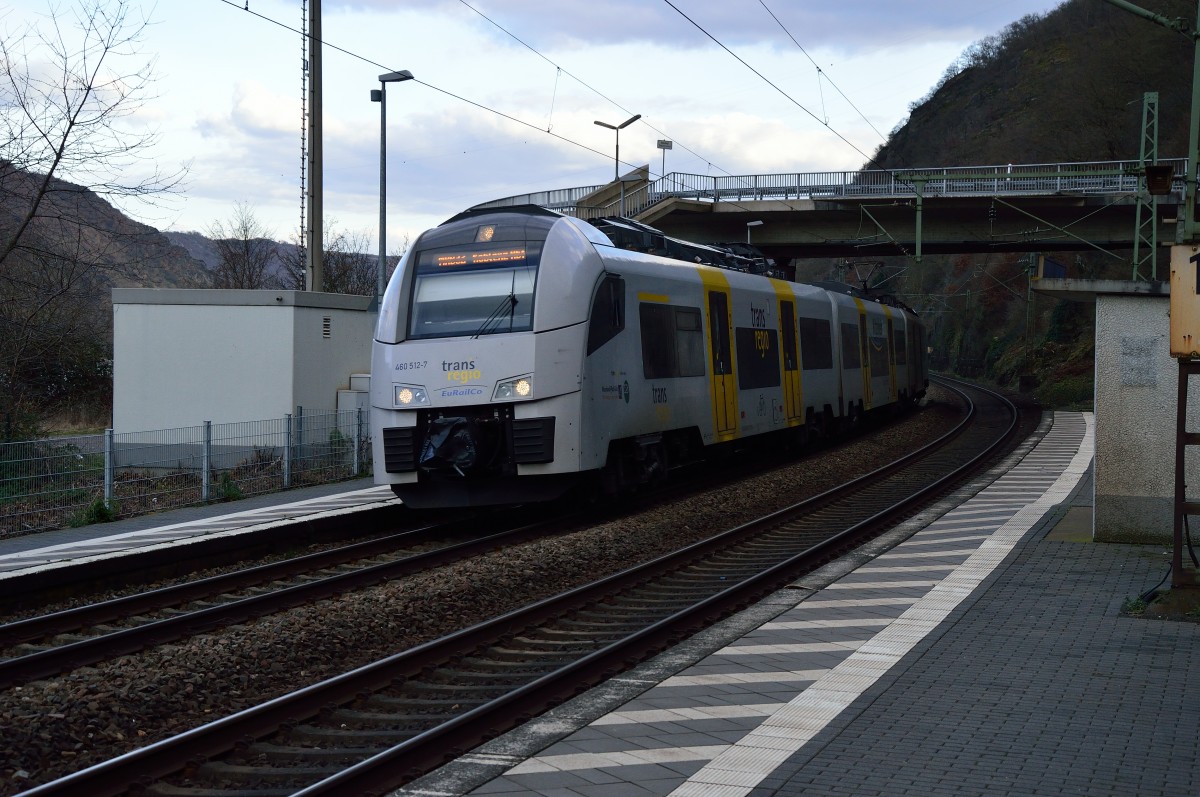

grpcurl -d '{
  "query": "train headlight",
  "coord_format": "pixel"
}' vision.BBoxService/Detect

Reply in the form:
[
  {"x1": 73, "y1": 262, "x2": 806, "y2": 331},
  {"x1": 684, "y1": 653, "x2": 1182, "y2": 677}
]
[
  {"x1": 393, "y1": 383, "x2": 429, "y2": 407},
  {"x1": 493, "y1": 374, "x2": 533, "y2": 401}
]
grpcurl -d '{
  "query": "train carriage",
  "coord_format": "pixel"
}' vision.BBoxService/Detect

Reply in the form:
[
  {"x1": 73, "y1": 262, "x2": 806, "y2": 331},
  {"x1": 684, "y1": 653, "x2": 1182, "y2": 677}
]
[{"x1": 371, "y1": 205, "x2": 927, "y2": 508}]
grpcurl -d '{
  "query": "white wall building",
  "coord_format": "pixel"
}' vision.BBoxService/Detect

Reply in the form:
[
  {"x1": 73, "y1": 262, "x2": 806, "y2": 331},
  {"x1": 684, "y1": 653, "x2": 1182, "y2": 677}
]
[{"x1": 112, "y1": 289, "x2": 374, "y2": 432}]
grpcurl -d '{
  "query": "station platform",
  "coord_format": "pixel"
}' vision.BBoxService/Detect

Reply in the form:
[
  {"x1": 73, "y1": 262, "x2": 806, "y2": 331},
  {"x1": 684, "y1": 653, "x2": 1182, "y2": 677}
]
[
  {"x1": 402, "y1": 410, "x2": 1200, "y2": 797},
  {"x1": 0, "y1": 477, "x2": 398, "y2": 586}
]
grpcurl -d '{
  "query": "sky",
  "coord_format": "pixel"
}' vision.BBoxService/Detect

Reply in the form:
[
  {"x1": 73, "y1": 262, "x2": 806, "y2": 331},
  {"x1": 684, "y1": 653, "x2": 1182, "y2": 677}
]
[{"x1": 12, "y1": 0, "x2": 1068, "y2": 253}]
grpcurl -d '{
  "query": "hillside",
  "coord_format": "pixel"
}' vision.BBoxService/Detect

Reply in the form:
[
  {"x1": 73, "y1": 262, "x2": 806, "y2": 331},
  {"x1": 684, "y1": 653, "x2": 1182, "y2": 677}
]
[
  {"x1": 872, "y1": 0, "x2": 1193, "y2": 169},
  {"x1": 847, "y1": 0, "x2": 1193, "y2": 405},
  {"x1": 0, "y1": 164, "x2": 211, "y2": 433},
  {"x1": 0, "y1": 168, "x2": 210, "y2": 291}
]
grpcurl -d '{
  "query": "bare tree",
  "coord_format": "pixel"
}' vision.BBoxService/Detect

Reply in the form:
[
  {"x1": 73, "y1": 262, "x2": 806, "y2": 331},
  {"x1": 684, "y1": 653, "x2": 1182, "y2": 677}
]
[
  {"x1": 0, "y1": 0, "x2": 182, "y2": 436},
  {"x1": 278, "y1": 222, "x2": 408, "y2": 295},
  {"x1": 322, "y1": 227, "x2": 377, "y2": 296},
  {"x1": 206, "y1": 202, "x2": 279, "y2": 289}
]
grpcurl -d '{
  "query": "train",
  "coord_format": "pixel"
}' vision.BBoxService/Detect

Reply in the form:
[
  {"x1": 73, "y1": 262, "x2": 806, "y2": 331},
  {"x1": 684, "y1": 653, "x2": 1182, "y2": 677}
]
[{"x1": 370, "y1": 205, "x2": 928, "y2": 509}]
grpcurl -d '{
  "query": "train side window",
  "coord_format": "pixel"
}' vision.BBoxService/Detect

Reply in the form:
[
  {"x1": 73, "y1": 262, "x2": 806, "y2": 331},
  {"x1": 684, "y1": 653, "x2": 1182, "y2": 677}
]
[
  {"x1": 798, "y1": 317, "x2": 833, "y2": 370},
  {"x1": 674, "y1": 307, "x2": 705, "y2": 377},
  {"x1": 869, "y1": 334, "x2": 890, "y2": 374},
  {"x1": 641, "y1": 303, "x2": 675, "y2": 378},
  {"x1": 640, "y1": 303, "x2": 705, "y2": 378},
  {"x1": 894, "y1": 329, "x2": 907, "y2": 365},
  {"x1": 841, "y1": 322, "x2": 861, "y2": 369},
  {"x1": 587, "y1": 275, "x2": 625, "y2": 355}
]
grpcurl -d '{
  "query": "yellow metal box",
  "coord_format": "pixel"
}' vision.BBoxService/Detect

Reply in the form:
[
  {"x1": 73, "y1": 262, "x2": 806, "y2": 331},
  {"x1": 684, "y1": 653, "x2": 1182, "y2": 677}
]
[{"x1": 1171, "y1": 244, "x2": 1200, "y2": 358}]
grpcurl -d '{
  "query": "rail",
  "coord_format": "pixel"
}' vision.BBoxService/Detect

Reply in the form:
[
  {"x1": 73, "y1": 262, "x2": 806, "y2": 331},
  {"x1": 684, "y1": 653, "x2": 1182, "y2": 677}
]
[{"x1": 471, "y1": 157, "x2": 1189, "y2": 219}]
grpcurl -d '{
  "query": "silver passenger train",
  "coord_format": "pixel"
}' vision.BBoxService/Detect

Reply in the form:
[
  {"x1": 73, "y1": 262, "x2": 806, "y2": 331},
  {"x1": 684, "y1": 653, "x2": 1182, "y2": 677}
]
[{"x1": 370, "y1": 205, "x2": 927, "y2": 508}]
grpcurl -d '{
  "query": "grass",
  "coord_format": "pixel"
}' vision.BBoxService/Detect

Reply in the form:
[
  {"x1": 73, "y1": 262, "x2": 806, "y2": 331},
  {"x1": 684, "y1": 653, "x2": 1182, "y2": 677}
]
[{"x1": 1123, "y1": 588, "x2": 1200, "y2": 623}]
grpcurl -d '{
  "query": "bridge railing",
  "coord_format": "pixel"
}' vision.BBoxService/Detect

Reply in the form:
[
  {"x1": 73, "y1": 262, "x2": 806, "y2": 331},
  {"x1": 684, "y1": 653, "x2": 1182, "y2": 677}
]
[
  {"x1": 474, "y1": 158, "x2": 1188, "y2": 220},
  {"x1": 470, "y1": 183, "x2": 606, "y2": 212}
]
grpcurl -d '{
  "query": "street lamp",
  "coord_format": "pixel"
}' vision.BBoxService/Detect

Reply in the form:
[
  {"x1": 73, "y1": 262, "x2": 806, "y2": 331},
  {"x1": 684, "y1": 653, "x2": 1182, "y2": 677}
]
[
  {"x1": 746, "y1": 220, "x2": 763, "y2": 244},
  {"x1": 371, "y1": 69, "x2": 414, "y2": 309},
  {"x1": 594, "y1": 114, "x2": 641, "y2": 215}
]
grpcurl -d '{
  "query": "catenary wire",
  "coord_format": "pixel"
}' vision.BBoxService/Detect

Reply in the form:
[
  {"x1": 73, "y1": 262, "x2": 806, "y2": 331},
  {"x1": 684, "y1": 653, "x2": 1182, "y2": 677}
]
[
  {"x1": 218, "y1": 0, "x2": 622, "y2": 171},
  {"x1": 453, "y1": 0, "x2": 747, "y2": 182},
  {"x1": 217, "y1": 0, "x2": 776, "y2": 214},
  {"x1": 758, "y1": 0, "x2": 889, "y2": 145}
]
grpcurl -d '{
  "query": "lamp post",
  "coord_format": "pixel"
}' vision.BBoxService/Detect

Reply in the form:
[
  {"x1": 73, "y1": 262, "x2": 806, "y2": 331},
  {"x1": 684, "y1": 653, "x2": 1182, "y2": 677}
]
[
  {"x1": 594, "y1": 114, "x2": 641, "y2": 216},
  {"x1": 746, "y1": 220, "x2": 763, "y2": 244},
  {"x1": 371, "y1": 69, "x2": 414, "y2": 309}
]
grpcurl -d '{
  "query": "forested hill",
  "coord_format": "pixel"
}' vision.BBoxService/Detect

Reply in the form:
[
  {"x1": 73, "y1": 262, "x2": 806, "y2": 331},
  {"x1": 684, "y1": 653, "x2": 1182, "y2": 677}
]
[
  {"x1": 0, "y1": 166, "x2": 208, "y2": 291},
  {"x1": 871, "y1": 0, "x2": 1193, "y2": 169}
]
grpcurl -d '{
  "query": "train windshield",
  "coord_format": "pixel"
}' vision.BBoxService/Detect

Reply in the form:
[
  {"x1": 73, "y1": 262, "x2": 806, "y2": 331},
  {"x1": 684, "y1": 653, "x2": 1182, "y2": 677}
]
[{"x1": 409, "y1": 241, "x2": 541, "y2": 338}]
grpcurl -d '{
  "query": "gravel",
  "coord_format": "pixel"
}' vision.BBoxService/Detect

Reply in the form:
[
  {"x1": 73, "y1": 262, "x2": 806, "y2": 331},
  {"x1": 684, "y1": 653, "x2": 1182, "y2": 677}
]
[{"x1": 0, "y1": 389, "x2": 962, "y2": 794}]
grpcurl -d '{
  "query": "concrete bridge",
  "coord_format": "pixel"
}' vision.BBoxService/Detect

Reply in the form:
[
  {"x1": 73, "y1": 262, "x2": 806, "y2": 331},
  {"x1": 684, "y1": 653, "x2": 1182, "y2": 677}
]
[{"x1": 473, "y1": 158, "x2": 1188, "y2": 275}]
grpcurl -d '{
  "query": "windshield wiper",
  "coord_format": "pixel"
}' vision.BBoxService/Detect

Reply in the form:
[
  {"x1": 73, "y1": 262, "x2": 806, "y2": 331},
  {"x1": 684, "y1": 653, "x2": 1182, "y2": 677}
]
[{"x1": 472, "y1": 293, "x2": 518, "y2": 339}]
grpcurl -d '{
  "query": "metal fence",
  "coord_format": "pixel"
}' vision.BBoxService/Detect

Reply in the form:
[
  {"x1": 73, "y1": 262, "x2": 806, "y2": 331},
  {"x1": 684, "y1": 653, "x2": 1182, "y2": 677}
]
[
  {"x1": 472, "y1": 158, "x2": 1189, "y2": 220},
  {"x1": 0, "y1": 407, "x2": 372, "y2": 539}
]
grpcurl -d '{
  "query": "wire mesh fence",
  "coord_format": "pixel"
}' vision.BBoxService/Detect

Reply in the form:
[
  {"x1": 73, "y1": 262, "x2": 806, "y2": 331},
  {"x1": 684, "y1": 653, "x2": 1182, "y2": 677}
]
[{"x1": 0, "y1": 407, "x2": 372, "y2": 540}]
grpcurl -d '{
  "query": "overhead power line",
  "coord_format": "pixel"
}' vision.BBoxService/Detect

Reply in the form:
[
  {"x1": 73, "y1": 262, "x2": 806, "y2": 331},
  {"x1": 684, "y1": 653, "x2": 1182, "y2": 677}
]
[
  {"x1": 217, "y1": 0, "x2": 618, "y2": 168},
  {"x1": 453, "y1": 0, "x2": 743, "y2": 181},
  {"x1": 659, "y1": 0, "x2": 876, "y2": 167},
  {"x1": 757, "y1": 0, "x2": 889, "y2": 144}
]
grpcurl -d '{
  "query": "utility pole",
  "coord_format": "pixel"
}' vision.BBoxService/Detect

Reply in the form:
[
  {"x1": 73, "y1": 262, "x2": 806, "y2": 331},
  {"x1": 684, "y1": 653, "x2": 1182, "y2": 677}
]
[
  {"x1": 305, "y1": 0, "x2": 324, "y2": 291},
  {"x1": 1102, "y1": 0, "x2": 1198, "y2": 243}
]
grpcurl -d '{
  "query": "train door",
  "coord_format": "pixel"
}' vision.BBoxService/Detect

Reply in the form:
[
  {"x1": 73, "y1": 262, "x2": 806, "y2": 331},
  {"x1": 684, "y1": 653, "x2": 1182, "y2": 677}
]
[
  {"x1": 856, "y1": 302, "x2": 872, "y2": 410},
  {"x1": 778, "y1": 298, "x2": 803, "y2": 424},
  {"x1": 885, "y1": 311, "x2": 898, "y2": 402},
  {"x1": 707, "y1": 289, "x2": 738, "y2": 439}
]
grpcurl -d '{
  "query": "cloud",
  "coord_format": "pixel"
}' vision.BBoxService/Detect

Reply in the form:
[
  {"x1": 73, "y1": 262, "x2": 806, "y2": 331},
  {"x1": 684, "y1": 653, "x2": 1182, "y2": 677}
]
[{"x1": 325, "y1": 0, "x2": 1060, "y2": 51}]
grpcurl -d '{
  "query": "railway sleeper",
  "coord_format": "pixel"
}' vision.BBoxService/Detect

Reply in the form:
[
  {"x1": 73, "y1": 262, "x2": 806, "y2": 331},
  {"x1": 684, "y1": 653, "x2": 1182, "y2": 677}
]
[
  {"x1": 563, "y1": 609, "x2": 668, "y2": 624},
  {"x1": 492, "y1": 635, "x2": 593, "y2": 652},
  {"x1": 608, "y1": 594, "x2": 707, "y2": 606},
  {"x1": 357, "y1": 693, "x2": 490, "y2": 715},
  {"x1": 545, "y1": 625, "x2": 652, "y2": 641},
  {"x1": 403, "y1": 677, "x2": 519, "y2": 698},
  {"x1": 143, "y1": 782, "x2": 296, "y2": 796},
  {"x1": 426, "y1": 666, "x2": 553, "y2": 683},
  {"x1": 189, "y1": 758, "x2": 342, "y2": 784},
  {"x1": 282, "y1": 723, "x2": 423, "y2": 744},
  {"x1": 629, "y1": 587, "x2": 730, "y2": 600},
  {"x1": 459, "y1": 654, "x2": 579, "y2": 673},
  {"x1": 485, "y1": 644, "x2": 584, "y2": 663},
  {"x1": 544, "y1": 619, "x2": 647, "y2": 635},
  {"x1": 241, "y1": 741, "x2": 375, "y2": 764},
  {"x1": 324, "y1": 705, "x2": 477, "y2": 727},
  {"x1": 520, "y1": 624, "x2": 643, "y2": 633}
]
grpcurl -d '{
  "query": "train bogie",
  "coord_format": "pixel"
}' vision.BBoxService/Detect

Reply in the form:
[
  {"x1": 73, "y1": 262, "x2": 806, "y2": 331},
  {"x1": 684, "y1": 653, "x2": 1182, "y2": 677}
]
[{"x1": 371, "y1": 206, "x2": 927, "y2": 509}]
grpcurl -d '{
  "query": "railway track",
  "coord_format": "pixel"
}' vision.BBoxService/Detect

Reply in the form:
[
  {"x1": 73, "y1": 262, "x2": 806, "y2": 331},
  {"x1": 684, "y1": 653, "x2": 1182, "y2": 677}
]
[
  {"x1": 0, "y1": 511, "x2": 569, "y2": 688},
  {"x1": 20, "y1": 378, "x2": 1021, "y2": 797}
]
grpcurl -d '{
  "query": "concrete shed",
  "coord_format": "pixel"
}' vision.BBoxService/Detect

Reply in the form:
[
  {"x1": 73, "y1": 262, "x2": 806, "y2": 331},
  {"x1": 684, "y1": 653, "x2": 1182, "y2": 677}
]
[
  {"x1": 1034, "y1": 278, "x2": 1193, "y2": 544},
  {"x1": 112, "y1": 289, "x2": 374, "y2": 432}
]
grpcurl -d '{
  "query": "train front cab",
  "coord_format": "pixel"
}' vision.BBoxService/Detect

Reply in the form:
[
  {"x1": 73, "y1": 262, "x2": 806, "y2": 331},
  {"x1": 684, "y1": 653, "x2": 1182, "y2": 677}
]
[{"x1": 371, "y1": 209, "x2": 604, "y2": 507}]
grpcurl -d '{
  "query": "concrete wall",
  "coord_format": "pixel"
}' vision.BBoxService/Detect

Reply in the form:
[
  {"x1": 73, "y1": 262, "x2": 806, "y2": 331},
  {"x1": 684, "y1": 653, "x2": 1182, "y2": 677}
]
[
  {"x1": 1093, "y1": 293, "x2": 1199, "y2": 543},
  {"x1": 113, "y1": 289, "x2": 373, "y2": 432},
  {"x1": 290, "y1": 301, "x2": 376, "y2": 416}
]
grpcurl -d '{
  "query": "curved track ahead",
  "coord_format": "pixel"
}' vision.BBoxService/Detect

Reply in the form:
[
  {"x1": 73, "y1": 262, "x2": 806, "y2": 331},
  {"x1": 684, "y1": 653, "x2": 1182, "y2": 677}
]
[{"x1": 21, "y1": 379, "x2": 1023, "y2": 797}]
